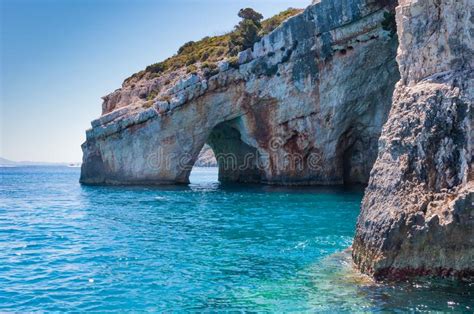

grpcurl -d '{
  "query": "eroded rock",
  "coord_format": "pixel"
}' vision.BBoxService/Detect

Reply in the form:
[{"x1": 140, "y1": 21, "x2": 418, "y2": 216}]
[
  {"x1": 194, "y1": 144, "x2": 217, "y2": 167},
  {"x1": 352, "y1": 0, "x2": 473, "y2": 280}
]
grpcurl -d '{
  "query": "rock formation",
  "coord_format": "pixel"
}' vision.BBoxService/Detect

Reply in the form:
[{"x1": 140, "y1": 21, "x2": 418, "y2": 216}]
[
  {"x1": 352, "y1": 0, "x2": 473, "y2": 280},
  {"x1": 80, "y1": 0, "x2": 399, "y2": 185},
  {"x1": 194, "y1": 144, "x2": 217, "y2": 167}
]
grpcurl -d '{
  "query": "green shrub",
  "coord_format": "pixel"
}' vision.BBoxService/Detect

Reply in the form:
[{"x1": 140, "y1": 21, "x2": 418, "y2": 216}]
[
  {"x1": 202, "y1": 62, "x2": 219, "y2": 78},
  {"x1": 238, "y1": 8, "x2": 263, "y2": 22},
  {"x1": 177, "y1": 41, "x2": 196, "y2": 54},
  {"x1": 146, "y1": 62, "x2": 167, "y2": 74},
  {"x1": 185, "y1": 54, "x2": 198, "y2": 66},
  {"x1": 202, "y1": 62, "x2": 218, "y2": 70},
  {"x1": 143, "y1": 100, "x2": 154, "y2": 108},
  {"x1": 260, "y1": 8, "x2": 302, "y2": 36},
  {"x1": 200, "y1": 51, "x2": 210, "y2": 61},
  {"x1": 215, "y1": 47, "x2": 226, "y2": 57},
  {"x1": 186, "y1": 64, "x2": 198, "y2": 74},
  {"x1": 229, "y1": 8, "x2": 263, "y2": 55},
  {"x1": 228, "y1": 56, "x2": 239, "y2": 69},
  {"x1": 158, "y1": 95, "x2": 172, "y2": 103},
  {"x1": 146, "y1": 89, "x2": 159, "y2": 101}
]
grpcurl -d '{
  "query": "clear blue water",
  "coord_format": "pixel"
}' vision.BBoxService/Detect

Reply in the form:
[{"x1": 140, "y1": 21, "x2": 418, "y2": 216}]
[{"x1": 0, "y1": 166, "x2": 472, "y2": 311}]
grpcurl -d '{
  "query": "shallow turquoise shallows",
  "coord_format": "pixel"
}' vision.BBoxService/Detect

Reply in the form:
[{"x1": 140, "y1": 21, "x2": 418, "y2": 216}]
[{"x1": 0, "y1": 166, "x2": 472, "y2": 311}]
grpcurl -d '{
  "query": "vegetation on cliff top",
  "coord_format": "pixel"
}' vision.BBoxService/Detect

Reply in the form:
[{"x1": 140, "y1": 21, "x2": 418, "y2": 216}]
[
  {"x1": 228, "y1": 8, "x2": 264, "y2": 55},
  {"x1": 124, "y1": 7, "x2": 303, "y2": 85}
]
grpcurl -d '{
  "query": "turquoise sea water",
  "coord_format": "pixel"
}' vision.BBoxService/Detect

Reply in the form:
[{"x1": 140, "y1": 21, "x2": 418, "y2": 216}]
[{"x1": 0, "y1": 166, "x2": 472, "y2": 311}]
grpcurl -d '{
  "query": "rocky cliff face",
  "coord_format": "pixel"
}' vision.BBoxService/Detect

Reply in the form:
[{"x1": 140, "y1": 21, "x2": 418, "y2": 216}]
[
  {"x1": 352, "y1": 0, "x2": 473, "y2": 280},
  {"x1": 81, "y1": 0, "x2": 399, "y2": 185}
]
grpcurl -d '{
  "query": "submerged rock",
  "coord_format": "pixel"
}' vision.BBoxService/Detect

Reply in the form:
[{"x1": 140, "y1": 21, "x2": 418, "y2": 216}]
[
  {"x1": 352, "y1": 0, "x2": 473, "y2": 280},
  {"x1": 81, "y1": 0, "x2": 399, "y2": 185}
]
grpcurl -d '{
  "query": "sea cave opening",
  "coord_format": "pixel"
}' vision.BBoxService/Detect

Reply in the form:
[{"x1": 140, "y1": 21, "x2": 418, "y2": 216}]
[
  {"x1": 336, "y1": 127, "x2": 377, "y2": 186},
  {"x1": 190, "y1": 120, "x2": 262, "y2": 184}
]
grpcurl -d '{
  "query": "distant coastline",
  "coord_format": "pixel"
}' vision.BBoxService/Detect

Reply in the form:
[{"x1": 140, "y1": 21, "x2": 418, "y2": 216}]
[{"x1": 0, "y1": 157, "x2": 80, "y2": 167}]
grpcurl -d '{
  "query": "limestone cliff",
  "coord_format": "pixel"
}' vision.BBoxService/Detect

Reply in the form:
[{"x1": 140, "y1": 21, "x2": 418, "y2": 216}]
[
  {"x1": 81, "y1": 0, "x2": 399, "y2": 185},
  {"x1": 352, "y1": 0, "x2": 473, "y2": 280}
]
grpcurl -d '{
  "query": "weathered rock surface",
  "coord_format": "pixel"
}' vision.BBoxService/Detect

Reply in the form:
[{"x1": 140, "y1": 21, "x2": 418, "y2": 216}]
[
  {"x1": 194, "y1": 144, "x2": 217, "y2": 167},
  {"x1": 352, "y1": 0, "x2": 473, "y2": 280},
  {"x1": 81, "y1": 0, "x2": 399, "y2": 185}
]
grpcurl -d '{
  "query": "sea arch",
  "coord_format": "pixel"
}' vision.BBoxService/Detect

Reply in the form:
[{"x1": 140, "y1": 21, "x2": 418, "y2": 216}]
[{"x1": 80, "y1": 0, "x2": 400, "y2": 186}]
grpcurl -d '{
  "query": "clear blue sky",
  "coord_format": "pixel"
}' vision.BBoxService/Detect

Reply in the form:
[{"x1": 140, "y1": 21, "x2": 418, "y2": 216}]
[{"x1": 1, "y1": 0, "x2": 309, "y2": 162}]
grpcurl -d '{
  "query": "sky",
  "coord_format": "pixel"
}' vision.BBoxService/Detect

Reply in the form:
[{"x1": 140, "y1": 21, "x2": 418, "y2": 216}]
[{"x1": 0, "y1": 0, "x2": 310, "y2": 163}]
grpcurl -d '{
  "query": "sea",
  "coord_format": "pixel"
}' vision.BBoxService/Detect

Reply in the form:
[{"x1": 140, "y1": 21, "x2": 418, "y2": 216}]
[{"x1": 0, "y1": 166, "x2": 472, "y2": 311}]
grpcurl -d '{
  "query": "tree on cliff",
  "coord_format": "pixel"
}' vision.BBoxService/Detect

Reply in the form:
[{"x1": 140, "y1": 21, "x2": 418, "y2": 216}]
[
  {"x1": 238, "y1": 8, "x2": 263, "y2": 22},
  {"x1": 229, "y1": 8, "x2": 263, "y2": 55}
]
